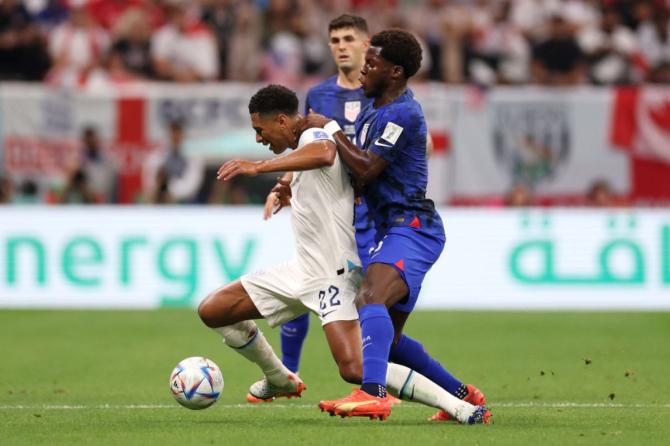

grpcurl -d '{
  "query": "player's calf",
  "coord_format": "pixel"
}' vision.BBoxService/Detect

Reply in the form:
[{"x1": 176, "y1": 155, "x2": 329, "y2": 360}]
[
  {"x1": 200, "y1": 282, "x2": 299, "y2": 400},
  {"x1": 280, "y1": 314, "x2": 310, "y2": 373}
]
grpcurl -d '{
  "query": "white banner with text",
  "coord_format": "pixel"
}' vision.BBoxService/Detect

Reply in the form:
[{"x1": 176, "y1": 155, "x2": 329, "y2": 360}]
[{"x1": 1, "y1": 207, "x2": 669, "y2": 310}]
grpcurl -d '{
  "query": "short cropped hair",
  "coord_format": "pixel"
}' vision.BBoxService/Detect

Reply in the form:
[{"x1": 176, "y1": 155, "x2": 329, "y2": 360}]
[
  {"x1": 328, "y1": 14, "x2": 369, "y2": 34},
  {"x1": 370, "y1": 29, "x2": 422, "y2": 78},
  {"x1": 248, "y1": 84, "x2": 299, "y2": 116}
]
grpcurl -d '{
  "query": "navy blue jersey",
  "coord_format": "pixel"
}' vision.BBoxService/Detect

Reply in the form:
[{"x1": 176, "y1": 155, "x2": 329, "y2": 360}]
[
  {"x1": 305, "y1": 75, "x2": 371, "y2": 141},
  {"x1": 355, "y1": 91, "x2": 441, "y2": 236}
]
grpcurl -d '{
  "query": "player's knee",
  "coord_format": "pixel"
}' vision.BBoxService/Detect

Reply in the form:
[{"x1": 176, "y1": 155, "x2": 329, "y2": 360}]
[
  {"x1": 197, "y1": 298, "x2": 217, "y2": 328},
  {"x1": 357, "y1": 284, "x2": 384, "y2": 306},
  {"x1": 198, "y1": 291, "x2": 227, "y2": 328},
  {"x1": 338, "y1": 360, "x2": 362, "y2": 384}
]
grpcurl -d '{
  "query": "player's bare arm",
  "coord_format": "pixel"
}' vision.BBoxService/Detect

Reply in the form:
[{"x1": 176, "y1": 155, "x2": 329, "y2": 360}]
[
  {"x1": 217, "y1": 141, "x2": 335, "y2": 182},
  {"x1": 299, "y1": 113, "x2": 388, "y2": 184}
]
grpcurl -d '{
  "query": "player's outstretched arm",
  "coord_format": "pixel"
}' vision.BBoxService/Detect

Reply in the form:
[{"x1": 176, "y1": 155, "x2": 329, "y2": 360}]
[
  {"x1": 300, "y1": 113, "x2": 387, "y2": 184},
  {"x1": 217, "y1": 141, "x2": 335, "y2": 182}
]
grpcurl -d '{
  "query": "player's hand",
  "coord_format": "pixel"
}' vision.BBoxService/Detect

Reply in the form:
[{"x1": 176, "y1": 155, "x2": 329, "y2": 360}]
[
  {"x1": 263, "y1": 177, "x2": 292, "y2": 220},
  {"x1": 217, "y1": 159, "x2": 260, "y2": 181},
  {"x1": 298, "y1": 112, "x2": 330, "y2": 134},
  {"x1": 263, "y1": 192, "x2": 280, "y2": 220}
]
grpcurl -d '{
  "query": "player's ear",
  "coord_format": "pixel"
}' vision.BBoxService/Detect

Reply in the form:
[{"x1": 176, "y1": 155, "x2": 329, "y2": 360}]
[
  {"x1": 276, "y1": 113, "x2": 288, "y2": 128},
  {"x1": 391, "y1": 65, "x2": 404, "y2": 80}
]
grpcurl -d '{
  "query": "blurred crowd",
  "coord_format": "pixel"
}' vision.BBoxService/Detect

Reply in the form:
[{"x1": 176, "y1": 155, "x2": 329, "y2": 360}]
[
  {"x1": 1, "y1": 0, "x2": 670, "y2": 87},
  {"x1": 0, "y1": 119, "x2": 628, "y2": 207},
  {"x1": 1, "y1": 0, "x2": 666, "y2": 207},
  {"x1": 0, "y1": 120, "x2": 279, "y2": 205}
]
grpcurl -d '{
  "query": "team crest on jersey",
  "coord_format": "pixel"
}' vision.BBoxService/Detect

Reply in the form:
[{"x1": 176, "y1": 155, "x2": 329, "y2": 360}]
[
  {"x1": 360, "y1": 123, "x2": 370, "y2": 145},
  {"x1": 344, "y1": 101, "x2": 361, "y2": 122}
]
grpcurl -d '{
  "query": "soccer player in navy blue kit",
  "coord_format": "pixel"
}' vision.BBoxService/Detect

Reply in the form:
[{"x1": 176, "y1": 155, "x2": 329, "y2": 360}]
[
  {"x1": 277, "y1": 15, "x2": 376, "y2": 376},
  {"x1": 301, "y1": 29, "x2": 490, "y2": 422}
]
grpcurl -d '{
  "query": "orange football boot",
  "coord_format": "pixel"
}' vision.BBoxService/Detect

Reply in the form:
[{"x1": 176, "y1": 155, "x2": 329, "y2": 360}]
[
  {"x1": 320, "y1": 391, "x2": 401, "y2": 414},
  {"x1": 321, "y1": 389, "x2": 392, "y2": 421}
]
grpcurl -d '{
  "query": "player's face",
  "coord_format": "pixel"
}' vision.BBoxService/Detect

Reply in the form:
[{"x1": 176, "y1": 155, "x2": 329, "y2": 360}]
[
  {"x1": 360, "y1": 47, "x2": 391, "y2": 97},
  {"x1": 329, "y1": 27, "x2": 369, "y2": 73},
  {"x1": 250, "y1": 112, "x2": 290, "y2": 155}
]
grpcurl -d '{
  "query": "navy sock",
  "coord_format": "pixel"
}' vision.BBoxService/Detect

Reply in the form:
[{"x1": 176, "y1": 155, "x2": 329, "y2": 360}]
[
  {"x1": 279, "y1": 313, "x2": 310, "y2": 373},
  {"x1": 360, "y1": 383, "x2": 387, "y2": 398},
  {"x1": 360, "y1": 304, "x2": 394, "y2": 397},
  {"x1": 389, "y1": 334, "x2": 465, "y2": 397}
]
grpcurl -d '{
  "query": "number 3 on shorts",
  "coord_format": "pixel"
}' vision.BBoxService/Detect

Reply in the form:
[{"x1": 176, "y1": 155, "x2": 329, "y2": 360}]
[{"x1": 318, "y1": 285, "x2": 340, "y2": 311}]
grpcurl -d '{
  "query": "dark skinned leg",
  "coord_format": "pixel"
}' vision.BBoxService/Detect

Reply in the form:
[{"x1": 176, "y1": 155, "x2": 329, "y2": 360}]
[
  {"x1": 198, "y1": 280, "x2": 263, "y2": 328},
  {"x1": 358, "y1": 263, "x2": 408, "y2": 307},
  {"x1": 354, "y1": 263, "x2": 407, "y2": 396},
  {"x1": 358, "y1": 263, "x2": 411, "y2": 341},
  {"x1": 389, "y1": 308, "x2": 410, "y2": 344},
  {"x1": 198, "y1": 281, "x2": 299, "y2": 394},
  {"x1": 322, "y1": 320, "x2": 363, "y2": 384}
]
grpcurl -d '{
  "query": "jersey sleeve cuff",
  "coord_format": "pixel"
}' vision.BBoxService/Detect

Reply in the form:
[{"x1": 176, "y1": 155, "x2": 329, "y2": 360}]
[{"x1": 369, "y1": 144, "x2": 396, "y2": 162}]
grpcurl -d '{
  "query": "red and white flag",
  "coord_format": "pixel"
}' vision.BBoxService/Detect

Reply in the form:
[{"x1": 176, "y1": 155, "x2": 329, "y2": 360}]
[{"x1": 610, "y1": 86, "x2": 670, "y2": 203}]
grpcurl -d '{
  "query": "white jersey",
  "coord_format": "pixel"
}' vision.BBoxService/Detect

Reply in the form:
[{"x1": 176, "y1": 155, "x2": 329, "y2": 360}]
[
  {"x1": 239, "y1": 128, "x2": 362, "y2": 327},
  {"x1": 290, "y1": 128, "x2": 360, "y2": 277}
]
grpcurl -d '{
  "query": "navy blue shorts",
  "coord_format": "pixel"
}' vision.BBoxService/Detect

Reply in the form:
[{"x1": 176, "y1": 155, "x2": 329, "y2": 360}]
[
  {"x1": 355, "y1": 226, "x2": 376, "y2": 271},
  {"x1": 354, "y1": 200, "x2": 377, "y2": 271},
  {"x1": 368, "y1": 226, "x2": 445, "y2": 313}
]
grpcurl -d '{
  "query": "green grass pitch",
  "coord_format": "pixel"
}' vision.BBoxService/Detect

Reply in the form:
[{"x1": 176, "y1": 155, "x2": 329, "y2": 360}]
[{"x1": 1, "y1": 310, "x2": 668, "y2": 445}]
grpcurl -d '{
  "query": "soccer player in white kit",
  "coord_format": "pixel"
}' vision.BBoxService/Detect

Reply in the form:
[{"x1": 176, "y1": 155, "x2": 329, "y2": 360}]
[{"x1": 197, "y1": 85, "x2": 486, "y2": 423}]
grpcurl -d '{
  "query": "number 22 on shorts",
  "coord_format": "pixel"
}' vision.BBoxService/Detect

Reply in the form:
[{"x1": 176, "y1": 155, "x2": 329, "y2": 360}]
[{"x1": 318, "y1": 285, "x2": 340, "y2": 316}]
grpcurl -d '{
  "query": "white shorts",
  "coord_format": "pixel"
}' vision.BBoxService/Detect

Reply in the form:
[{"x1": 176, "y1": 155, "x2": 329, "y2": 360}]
[{"x1": 240, "y1": 261, "x2": 361, "y2": 327}]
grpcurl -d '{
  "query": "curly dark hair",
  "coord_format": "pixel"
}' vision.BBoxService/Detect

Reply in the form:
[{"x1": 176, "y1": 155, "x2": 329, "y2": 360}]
[
  {"x1": 328, "y1": 14, "x2": 368, "y2": 34},
  {"x1": 248, "y1": 84, "x2": 299, "y2": 116},
  {"x1": 370, "y1": 29, "x2": 422, "y2": 78}
]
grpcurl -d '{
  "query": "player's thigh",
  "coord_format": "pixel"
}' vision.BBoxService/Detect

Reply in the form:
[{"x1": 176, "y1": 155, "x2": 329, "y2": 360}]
[
  {"x1": 358, "y1": 262, "x2": 409, "y2": 307},
  {"x1": 198, "y1": 280, "x2": 263, "y2": 328},
  {"x1": 238, "y1": 261, "x2": 309, "y2": 328},
  {"x1": 322, "y1": 319, "x2": 363, "y2": 384}
]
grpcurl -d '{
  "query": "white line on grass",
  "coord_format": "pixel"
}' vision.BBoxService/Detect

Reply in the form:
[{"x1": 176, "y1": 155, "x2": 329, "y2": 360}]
[{"x1": 0, "y1": 402, "x2": 669, "y2": 410}]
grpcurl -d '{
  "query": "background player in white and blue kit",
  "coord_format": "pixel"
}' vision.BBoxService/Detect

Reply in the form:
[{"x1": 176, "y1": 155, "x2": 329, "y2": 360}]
[{"x1": 278, "y1": 15, "x2": 375, "y2": 376}]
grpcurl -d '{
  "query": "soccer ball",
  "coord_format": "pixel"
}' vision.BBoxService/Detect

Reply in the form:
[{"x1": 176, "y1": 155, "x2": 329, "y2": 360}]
[{"x1": 169, "y1": 356, "x2": 224, "y2": 410}]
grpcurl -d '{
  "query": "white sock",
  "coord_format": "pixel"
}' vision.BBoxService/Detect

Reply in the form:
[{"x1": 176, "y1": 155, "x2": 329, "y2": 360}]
[
  {"x1": 386, "y1": 363, "x2": 477, "y2": 423},
  {"x1": 213, "y1": 321, "x2": 293, "y2": 388}
]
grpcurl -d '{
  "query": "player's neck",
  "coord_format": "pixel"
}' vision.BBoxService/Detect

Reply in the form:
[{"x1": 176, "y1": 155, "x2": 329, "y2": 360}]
[
  {"x1": 374, "y1": 84, "x2": 407, "y2": 108},
  {"x1": 287, "y1": 114, "x2": 303, "y2": 149},
  {"x1": 336, "y1": 69, "x2": 362, "y2": 89}
]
